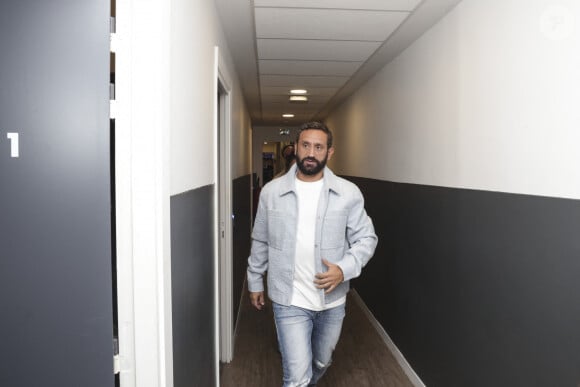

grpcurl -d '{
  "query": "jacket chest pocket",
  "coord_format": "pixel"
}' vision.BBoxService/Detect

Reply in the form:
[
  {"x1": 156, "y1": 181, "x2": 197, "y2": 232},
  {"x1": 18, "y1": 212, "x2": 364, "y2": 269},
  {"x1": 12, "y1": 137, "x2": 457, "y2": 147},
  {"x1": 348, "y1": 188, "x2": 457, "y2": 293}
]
[
  {"x1": 321, "y1": 210, "x2": 348, "y2": 249},
  {"x1": 267, "y1": 210, "x2": 290, "y2": 250}
]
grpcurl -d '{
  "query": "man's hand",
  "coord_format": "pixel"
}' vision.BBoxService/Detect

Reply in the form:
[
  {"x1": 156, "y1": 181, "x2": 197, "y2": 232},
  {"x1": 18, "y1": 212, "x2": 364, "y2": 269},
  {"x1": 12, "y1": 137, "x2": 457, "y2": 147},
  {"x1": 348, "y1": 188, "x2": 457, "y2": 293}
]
[
  {"x1": 314, "y1": 259, "x2": 344, "y2": 294},
  {"x1": 250, "y1": 291, "x2": 265, "y2": 310}
]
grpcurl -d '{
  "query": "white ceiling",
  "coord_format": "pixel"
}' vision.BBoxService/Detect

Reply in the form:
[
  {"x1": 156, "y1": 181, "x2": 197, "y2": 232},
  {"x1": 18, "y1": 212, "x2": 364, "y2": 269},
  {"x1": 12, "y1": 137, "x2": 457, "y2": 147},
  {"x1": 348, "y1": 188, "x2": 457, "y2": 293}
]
[{"x1": 215, "y1": 0, "x2": 462, "y2": 126}]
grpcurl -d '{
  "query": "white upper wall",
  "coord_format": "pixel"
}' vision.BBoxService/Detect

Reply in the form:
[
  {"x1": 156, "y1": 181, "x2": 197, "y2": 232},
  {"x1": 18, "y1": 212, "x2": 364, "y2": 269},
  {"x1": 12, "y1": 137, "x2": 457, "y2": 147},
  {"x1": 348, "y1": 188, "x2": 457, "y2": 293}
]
[
  {"x1": 326, "y1": 0, "x2": 580, "y2": 200},
  {"x1": 170, "y1": 0, "x2": 251, "y2": 195}
]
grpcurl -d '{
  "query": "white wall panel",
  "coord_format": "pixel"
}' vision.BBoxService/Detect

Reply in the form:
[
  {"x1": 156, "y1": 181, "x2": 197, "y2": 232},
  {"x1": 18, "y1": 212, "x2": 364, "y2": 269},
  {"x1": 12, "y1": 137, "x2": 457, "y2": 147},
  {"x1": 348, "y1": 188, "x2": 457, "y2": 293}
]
[
  {"x1": 170, "y1": 0, "x2": 252, "y2": 194},
  {"x1": 326, "y1": 0, "x2": 580, "y2": 199},
  {"x1": 170, "y1": 0, "x2": 216, "y2": 194}
]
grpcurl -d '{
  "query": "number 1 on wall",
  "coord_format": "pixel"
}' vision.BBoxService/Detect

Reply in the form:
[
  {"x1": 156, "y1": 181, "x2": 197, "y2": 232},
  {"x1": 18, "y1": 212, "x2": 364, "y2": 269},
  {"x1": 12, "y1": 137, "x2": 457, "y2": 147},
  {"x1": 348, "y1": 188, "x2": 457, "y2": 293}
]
[{"x1": 7, "y1": 133, "x2": 19, "y2": 158}]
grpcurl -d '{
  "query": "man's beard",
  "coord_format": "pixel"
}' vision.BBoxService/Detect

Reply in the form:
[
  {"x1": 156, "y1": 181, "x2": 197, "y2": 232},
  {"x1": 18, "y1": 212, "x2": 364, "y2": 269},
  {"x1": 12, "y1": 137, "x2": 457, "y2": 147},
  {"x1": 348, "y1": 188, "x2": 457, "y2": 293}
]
[{"x1": 296, "y1": 154, "x2": 328, "y2": 176}]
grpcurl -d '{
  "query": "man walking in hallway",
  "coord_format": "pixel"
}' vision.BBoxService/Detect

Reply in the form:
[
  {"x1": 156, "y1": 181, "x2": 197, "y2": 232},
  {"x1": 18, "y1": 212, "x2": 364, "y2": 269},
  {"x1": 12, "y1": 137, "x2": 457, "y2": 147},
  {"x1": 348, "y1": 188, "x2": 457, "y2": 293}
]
[{"x1": 247, "y1": 121, "x2": 378, "y2": 386}]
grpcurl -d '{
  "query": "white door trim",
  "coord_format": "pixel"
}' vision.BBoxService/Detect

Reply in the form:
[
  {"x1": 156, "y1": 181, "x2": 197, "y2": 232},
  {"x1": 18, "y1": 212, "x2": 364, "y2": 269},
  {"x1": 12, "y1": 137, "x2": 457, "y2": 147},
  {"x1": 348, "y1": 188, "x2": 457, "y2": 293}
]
[
  {"x1": 214, "y1": 46, "x2": 235, "y2": 365},
  {"x1": 115, "y1": 0, "x2": 173, "y2": 386}
]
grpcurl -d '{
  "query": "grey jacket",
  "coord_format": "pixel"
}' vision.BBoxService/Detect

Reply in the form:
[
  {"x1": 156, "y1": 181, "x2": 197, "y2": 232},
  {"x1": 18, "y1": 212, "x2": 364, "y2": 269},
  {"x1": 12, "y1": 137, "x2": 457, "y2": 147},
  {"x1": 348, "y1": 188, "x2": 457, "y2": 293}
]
[{"x1": 247, "y1": 164, "x2": 378, "y2": 306}]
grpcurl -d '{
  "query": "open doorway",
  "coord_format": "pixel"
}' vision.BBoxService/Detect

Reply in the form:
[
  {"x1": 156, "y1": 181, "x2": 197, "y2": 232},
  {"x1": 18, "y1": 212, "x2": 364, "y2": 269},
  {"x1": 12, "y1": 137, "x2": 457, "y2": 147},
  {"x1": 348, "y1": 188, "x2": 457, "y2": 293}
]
[
  {"x1": 217, "y1": 64, "x2": 234, "y2": 363},
  {"x1": 262, "y1": 141, "x2": 295, "y2": 185}
]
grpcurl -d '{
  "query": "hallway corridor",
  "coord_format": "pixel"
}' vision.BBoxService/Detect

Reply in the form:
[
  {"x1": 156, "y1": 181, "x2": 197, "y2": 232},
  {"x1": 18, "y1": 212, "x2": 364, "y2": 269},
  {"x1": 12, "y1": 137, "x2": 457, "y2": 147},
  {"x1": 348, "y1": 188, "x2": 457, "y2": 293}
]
[
  {"x1": 221, "y1": 290, "x2": 414, "y2": 387},
  {"x1": 4, "y1": 0, "x2": 580, "y2": 386}
]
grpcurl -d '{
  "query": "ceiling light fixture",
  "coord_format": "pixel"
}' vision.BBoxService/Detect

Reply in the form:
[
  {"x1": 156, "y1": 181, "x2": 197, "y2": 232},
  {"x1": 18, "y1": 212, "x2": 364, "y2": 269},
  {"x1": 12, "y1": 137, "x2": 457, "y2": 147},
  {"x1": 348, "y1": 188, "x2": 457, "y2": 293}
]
[
  {"x1": 289, "y1": 95, "x2": 308, "y2": 103},
  {"x1": 290, "y1": 89, "x2": 307, "y2": 95},
  {"x1": 282, "y1": 114, "x2": 295, "y2": 118}
]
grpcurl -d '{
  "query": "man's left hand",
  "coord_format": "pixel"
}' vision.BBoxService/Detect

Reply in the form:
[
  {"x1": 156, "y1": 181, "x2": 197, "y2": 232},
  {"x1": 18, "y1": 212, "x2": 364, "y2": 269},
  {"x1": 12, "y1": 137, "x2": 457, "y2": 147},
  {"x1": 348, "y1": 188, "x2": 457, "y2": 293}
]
[{"x1": 314, "y1": 258, "x2": 344, "y2": 294}]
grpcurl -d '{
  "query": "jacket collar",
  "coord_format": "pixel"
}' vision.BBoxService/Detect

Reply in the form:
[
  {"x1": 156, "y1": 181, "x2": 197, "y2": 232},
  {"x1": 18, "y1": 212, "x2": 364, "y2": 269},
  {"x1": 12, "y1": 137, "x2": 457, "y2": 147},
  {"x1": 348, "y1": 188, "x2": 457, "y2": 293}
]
[{"x1": 278, "y1": 164, "x2": 342, "y2": 196}]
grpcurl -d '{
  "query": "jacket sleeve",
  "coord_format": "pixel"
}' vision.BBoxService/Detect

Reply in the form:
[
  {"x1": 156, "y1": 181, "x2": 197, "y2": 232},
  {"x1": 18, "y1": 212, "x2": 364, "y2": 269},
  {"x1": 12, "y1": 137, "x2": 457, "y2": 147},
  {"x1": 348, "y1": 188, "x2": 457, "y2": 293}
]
[
  {"x1": 246, "y1": 191, "x2": 269, "y2": 292},
  {"x1": 336, "y1": 188, "x2": 378, "y2": 282}
]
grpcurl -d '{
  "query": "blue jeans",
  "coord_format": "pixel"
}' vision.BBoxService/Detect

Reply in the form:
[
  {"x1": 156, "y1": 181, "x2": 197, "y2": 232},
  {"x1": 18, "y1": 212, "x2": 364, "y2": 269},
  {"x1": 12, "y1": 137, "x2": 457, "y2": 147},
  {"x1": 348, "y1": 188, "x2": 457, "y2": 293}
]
[{"x1": 272, "y1": 302, "x2": 346, "y2": 387}]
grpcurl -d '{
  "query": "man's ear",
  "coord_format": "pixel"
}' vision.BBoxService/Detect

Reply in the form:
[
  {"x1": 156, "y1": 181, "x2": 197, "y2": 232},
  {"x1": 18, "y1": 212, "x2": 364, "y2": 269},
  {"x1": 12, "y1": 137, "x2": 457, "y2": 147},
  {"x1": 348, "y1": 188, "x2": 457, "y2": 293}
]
[{"x1": 327, "y1": 146, "x2": 335, "y2": 160}]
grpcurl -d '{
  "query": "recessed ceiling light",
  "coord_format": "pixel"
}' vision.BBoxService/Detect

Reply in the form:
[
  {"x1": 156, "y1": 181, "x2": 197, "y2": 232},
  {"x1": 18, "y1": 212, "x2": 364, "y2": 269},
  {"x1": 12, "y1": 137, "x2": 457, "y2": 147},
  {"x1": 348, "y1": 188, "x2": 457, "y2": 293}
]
[
  {"x1": 289, "y1": 95, "x2": 308, "y2": 102},
  {"x1": 282, "y1": 114, "x2": 295, "y2": 118},
  {"x1": 290, "y1": 89, "x2": 307, "y2": 95}
]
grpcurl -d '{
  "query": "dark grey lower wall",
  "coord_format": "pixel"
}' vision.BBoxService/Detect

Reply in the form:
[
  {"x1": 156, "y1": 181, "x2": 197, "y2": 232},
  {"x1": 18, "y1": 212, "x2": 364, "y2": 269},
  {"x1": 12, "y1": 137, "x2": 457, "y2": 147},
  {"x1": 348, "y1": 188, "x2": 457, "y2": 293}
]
[
  {"x1": 347, "y1": 177, "x2": 580, "y2": 387},
  {"x1": 232, "y1": 175, "x2": 252, "y2": 327},
  {"x1": 171, "y1": 185, "x2": 215, "y2": 387}
]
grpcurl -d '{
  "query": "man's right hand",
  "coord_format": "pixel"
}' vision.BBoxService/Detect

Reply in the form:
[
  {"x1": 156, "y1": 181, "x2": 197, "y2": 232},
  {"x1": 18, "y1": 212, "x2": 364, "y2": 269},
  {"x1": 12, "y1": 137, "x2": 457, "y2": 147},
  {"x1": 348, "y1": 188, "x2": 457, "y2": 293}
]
[{"x1": 250, "y1": 291, "x2": 265, "y2": 310}]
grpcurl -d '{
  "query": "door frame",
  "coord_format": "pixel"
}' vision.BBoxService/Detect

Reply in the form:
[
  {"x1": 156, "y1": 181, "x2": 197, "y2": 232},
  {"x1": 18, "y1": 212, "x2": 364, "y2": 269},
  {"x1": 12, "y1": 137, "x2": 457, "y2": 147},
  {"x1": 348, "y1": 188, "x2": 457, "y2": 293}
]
[{"x1": 214, "y1": 46, "x2": 234, "y2": 364}]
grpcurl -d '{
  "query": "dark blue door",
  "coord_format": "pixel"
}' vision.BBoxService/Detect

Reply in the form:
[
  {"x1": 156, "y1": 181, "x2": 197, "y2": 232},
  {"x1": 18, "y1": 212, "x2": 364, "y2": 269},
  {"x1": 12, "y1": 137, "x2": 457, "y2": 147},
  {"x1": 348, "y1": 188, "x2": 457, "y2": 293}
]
[{"x1": 0, "y1": 1, "x2": 114, "y2": 386}]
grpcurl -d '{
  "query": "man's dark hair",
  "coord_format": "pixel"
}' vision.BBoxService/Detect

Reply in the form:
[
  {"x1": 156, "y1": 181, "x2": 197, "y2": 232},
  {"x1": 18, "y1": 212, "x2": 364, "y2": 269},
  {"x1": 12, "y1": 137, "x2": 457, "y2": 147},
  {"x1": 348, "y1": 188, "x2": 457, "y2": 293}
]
[{"x1": 296, "y1": 121, "x2": 333, "y2": 148}]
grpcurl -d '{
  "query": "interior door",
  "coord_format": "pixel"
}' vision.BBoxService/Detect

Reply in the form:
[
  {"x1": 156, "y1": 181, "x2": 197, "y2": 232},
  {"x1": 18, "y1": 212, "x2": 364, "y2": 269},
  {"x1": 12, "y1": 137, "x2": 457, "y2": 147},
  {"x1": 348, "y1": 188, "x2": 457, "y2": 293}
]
[{"x1": 0, "y1": 1, "x2": 114, "y2": 386}]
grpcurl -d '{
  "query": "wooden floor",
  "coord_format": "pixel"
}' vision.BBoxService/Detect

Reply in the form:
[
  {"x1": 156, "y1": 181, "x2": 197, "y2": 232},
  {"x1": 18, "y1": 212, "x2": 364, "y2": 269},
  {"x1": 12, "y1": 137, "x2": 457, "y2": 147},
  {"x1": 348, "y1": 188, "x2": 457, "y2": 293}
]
[{"x1": 220, "y1": 290, "x2": 414, "y2": 387}]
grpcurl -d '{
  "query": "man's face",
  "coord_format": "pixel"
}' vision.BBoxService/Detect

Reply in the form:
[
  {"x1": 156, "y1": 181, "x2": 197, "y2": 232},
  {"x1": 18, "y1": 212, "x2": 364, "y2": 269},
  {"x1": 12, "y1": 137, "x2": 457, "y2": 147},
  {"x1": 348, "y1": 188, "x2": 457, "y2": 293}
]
[{"x1": 295, "y1": 129, "x2": 334, "y2": 176}]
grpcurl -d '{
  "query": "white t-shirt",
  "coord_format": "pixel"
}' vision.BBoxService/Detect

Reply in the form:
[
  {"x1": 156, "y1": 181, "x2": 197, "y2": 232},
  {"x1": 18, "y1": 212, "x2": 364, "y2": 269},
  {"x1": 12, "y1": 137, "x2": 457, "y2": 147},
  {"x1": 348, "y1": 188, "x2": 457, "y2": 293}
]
[{"x1": 291, "y1": 176, "x2": 346, "y2": 311}]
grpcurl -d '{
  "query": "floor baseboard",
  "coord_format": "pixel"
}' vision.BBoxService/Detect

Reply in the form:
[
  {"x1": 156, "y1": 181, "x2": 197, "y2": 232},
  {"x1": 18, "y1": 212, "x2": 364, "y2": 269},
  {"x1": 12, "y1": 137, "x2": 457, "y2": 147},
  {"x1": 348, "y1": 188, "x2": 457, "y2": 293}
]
[{"x1": 350, "y1": 290, "x2": 426, "y2": 387}]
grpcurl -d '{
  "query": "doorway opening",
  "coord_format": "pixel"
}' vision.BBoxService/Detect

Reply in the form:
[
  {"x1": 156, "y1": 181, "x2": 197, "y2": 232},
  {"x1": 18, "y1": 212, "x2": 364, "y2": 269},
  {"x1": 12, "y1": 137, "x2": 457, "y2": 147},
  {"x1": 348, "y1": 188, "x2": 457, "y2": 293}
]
[{"x1": 262, "y1": 141, "x2": 295, "y2": 185}]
